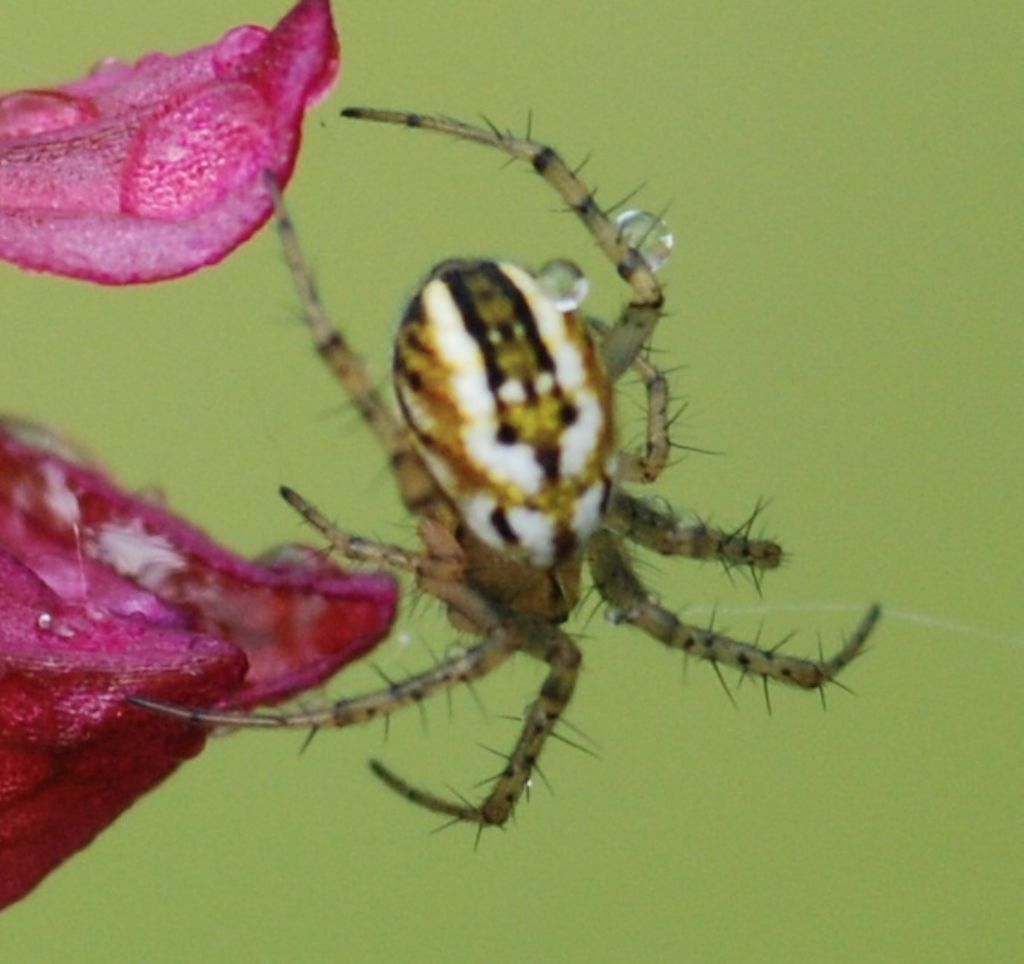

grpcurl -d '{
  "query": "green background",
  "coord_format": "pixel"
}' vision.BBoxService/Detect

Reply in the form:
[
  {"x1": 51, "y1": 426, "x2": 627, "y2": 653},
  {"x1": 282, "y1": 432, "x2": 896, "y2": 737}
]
[{"x1": 1, "y1": 1, "x2": 1020, "y2": 960}]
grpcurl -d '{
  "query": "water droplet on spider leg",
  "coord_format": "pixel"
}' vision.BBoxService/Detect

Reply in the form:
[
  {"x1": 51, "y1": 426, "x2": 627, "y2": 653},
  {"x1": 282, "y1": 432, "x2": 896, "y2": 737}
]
[
  {"x1": 614, "y1": 209, "x2": 674, "y2": 272},
  {"x1": 604, "y1": 606, "x2": 626, "y2": 626},
  {"x1": 536, "y1": 259, "x2": 590, "y2": 311}
]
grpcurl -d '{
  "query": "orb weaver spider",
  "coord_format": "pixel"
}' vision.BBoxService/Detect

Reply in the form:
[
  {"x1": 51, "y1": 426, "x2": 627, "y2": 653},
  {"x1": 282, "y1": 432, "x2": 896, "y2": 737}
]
[{"x1": 137, "y1": 108, "x2": 881, "y2": 828}]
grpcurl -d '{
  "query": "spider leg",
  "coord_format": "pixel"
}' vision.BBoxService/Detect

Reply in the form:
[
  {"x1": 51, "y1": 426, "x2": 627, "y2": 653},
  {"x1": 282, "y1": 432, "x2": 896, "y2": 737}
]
[
  {"x1": 368, "y1": 611, "x2": 582, "y2": 826},
  {"x1": 265, "y1": 175, "x2": 448, "y2": 523},
  {"x1": 278, "y1": 485, "x2": 463, "y2": 580},
  {"x1": 585, "y1": 312, "x2": 674, "y2": 486},
  {"x1": 612, "y1": 339, "x2": 672, "y2": 484},
  {"x1": 586, "y1": 315, "x2": 672, "y2": 484},
  {"x1": 587, "y1": 529, "x2": 880, "y2": 689},
  {"x1": 340, "y1": 108, "x2": 665, "y2": 379},
  {"x1": 131, "y1": 580, "x2": 517, "y2": 730},
  {"x1": 605, "y1": 491, "x2": 783, "y2": 571}
]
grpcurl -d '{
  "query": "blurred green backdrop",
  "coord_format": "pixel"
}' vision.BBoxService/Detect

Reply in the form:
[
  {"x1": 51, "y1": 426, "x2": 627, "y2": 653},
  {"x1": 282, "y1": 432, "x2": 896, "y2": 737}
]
[{"x1": 1, "y1": 1, "x2": 1020, "y2": 961}]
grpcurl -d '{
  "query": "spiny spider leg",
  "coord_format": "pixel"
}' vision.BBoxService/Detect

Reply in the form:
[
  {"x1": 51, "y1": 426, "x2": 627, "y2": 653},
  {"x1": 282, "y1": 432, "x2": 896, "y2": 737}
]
[
  {"x1": 265, "y1": 175, "x2": 448, "y2": 523},
  {"x1": 587, "y1": 316, "x2": 673, "y2": 486},
  {"x1": 340, "y1": 108, "x2": 665, "y2": 380},
  {"x1": 133, "y1": 108, "x2": 881, "y2": 832},
  {"x1": 135, "y1": 569, "x2": 580, "y2": 826},
  {"x1": 615, "y1": 347, "x2": 672, "y2": 484},
  {"x1": 368, "y1": 611, "x2": 582, "y2": 826},
  {"x1": 131, "y1": 580, "x2": 517, "y2": 731},
  {"x1": 587, "y1": 529, "x2": 880, "y2": 688},
  {"x1": 605, "y1": 491, "x2": 783, "y2": 570},
  {"x1": 279, "y1": 485, "x2": 448, "y2": 578}
]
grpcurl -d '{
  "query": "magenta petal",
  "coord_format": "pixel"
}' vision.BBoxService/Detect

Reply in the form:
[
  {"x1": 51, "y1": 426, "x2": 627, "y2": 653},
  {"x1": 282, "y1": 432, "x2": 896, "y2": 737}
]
[
  {"x1": 0, "y1": 0, "x2": 339, "y2": 284},
  {"x1": 0, "y1": 418, "x2": 399, "y2": 707},
  {"x1": 0, "y1": 548, "x2": 248, "y2": 910},
  {"x1": 0, "y1": 418, "x2": 398, "y2": 908}
]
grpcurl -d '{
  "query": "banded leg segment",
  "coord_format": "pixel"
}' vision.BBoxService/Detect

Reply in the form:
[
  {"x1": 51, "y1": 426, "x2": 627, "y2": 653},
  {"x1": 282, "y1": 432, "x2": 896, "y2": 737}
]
[
  {"x1": 606, "y1": 492, "x2": 783, "y2": 570},
  {"x1": 340, "y1": 108, "x2": 665, "y2": 379},
  {"x1": 586, "y1": 315, "x2": 672, "y2": 485},
  {"x1": 133, "y1": 570, "x2": 580, "y2": 826},
  {"x1": 614, "y1": 348, "x2": 672, "y2": 484},
  {"x1": 587, "y1": 529, "x2": 880, "y2": 689},
  {"x1": 266, "y1": 177, "x2": 447, "y2": 521},
  {"x1": 279, "y1": 485, "x2": 466, "y2": 583},
  {"x1": 131, "y1": 580, "x2": 517, "y2": 730},
  {"x1": 370, "y1": 613, "x2": 582, "y2": 826}
]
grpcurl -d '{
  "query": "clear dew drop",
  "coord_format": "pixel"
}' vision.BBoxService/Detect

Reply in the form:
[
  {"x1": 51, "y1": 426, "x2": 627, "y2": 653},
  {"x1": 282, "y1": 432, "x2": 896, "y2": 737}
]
[
  {"x1": 536, "y1": 259, "x2": 590, "y2": 311},
  {"x1": 0, "y1": 416, "x2": 96, "y2": 467},
  {"x1": 396, "y1": 631, "x2": 415, "y2": 649},
  {"x1": 36, "y1": 611, "x2": 76, "y2": 638},
  {"x1": 604, "y1": 606, "x2": 626, "y2": 626},
  {"x1": 615, "y1": 209, "x2": 674, "y2": 272}
]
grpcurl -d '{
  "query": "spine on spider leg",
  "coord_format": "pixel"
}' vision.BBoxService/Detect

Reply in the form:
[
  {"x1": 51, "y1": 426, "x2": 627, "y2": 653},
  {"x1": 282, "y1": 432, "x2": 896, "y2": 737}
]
[
  {"x1": 666, "y1": 522, "x2": 782, "y2": 569},
  {"x1": 340, "y1": 106, "x2": 666, "y2": 380},
  {"x1": 636, "y1": 608, "x2": 843, "y2": 690},
  {"x1": 587, "y1": 530, "x2": 875, "y2": 689},
  {"x1": 265, "y1": 170, "x2": 452, "y2": 526},
  {"x1": 607, "y1": 493, "x2": 782, "y2": 569}
]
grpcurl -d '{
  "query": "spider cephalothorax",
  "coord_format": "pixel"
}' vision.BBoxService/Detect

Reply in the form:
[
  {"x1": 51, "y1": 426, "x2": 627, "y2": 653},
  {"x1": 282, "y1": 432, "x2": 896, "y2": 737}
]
[{"x1": 137, "y1": 109, "x2": 881, "y2": 828}]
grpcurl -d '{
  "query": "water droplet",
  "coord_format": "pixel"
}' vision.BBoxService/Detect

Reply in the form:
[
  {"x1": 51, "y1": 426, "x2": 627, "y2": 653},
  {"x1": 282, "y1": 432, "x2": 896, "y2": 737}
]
[
  {"x1": 213, "y1": 26, "x2": 270, "y2": 78},
  {"x1": 36, "y1": 612, "x2": 76, "y2": 639},
  {"x1": 0, "y1": 90, "x2": 97, "y2": 138},
  {"x1": 136, "y1": 485, "x2": 168, "y2": 507},
  {"x1": 536, "y1": 259, "x2": 590, "y2": 311},
  {"x1": 0, "y1": 416, "x2": 97, "y2": 467},
  {"x1": 88, "y1": 57, "x2": 129, "y2": 77},
  {"x1": 257, "y1": 543, "x2": 320, "y2": 570},
  {"x1": 605, "y1": 607, "x2": 626, "y2": 626},
  {"x1": 122, "y1": 87, "x2": 272, "y2": 220},
  {"x1": 614, "y1": 209, "x2": 674, "y2": 272}
]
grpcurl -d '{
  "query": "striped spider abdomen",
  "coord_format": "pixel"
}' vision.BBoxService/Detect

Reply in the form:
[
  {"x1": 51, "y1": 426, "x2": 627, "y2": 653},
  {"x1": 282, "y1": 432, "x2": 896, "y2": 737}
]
[{"x1": 394, "y1": 258, "x2": 615, "y2": 567}]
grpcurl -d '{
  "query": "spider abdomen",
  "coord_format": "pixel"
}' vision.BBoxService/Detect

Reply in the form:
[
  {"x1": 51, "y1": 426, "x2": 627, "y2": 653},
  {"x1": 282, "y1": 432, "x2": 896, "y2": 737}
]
[{"x1": 394, "y1": 259, "x2": 615, "y2": 567}]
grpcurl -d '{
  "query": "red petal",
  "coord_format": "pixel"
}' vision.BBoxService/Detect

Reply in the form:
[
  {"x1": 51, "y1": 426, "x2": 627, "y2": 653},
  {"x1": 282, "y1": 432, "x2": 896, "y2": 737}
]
[
  {"x1": 0, "y1": 548, "x2": 248, "y2": 910},
  {"x1": 0, "y1": 418, "x2": 398, "y2": 907},
  {"x1": 0, "y1": 419, "x2": 398, "y2": 706},
  {"x1": 0, "y1": 0, "x2": 339, "y2": 283}
]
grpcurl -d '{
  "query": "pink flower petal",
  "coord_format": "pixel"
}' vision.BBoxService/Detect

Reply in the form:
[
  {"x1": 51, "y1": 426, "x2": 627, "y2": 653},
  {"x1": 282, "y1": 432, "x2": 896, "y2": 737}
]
[
  {"x1": 0, "y1": 550, "x2": 247, "y2": 911},
  {"x1": 0, "y1": 0, "x2": 339, "y2": 283},
  {"x1": 0, "y1": 418, "x2": 397, "y2": 908}
]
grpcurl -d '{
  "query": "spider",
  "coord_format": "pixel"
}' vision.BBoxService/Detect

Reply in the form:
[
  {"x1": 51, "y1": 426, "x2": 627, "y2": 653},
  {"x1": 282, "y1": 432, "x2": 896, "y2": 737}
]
[{"x1": 137, "y1": 108, "x2": 882, "y2": 828}]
